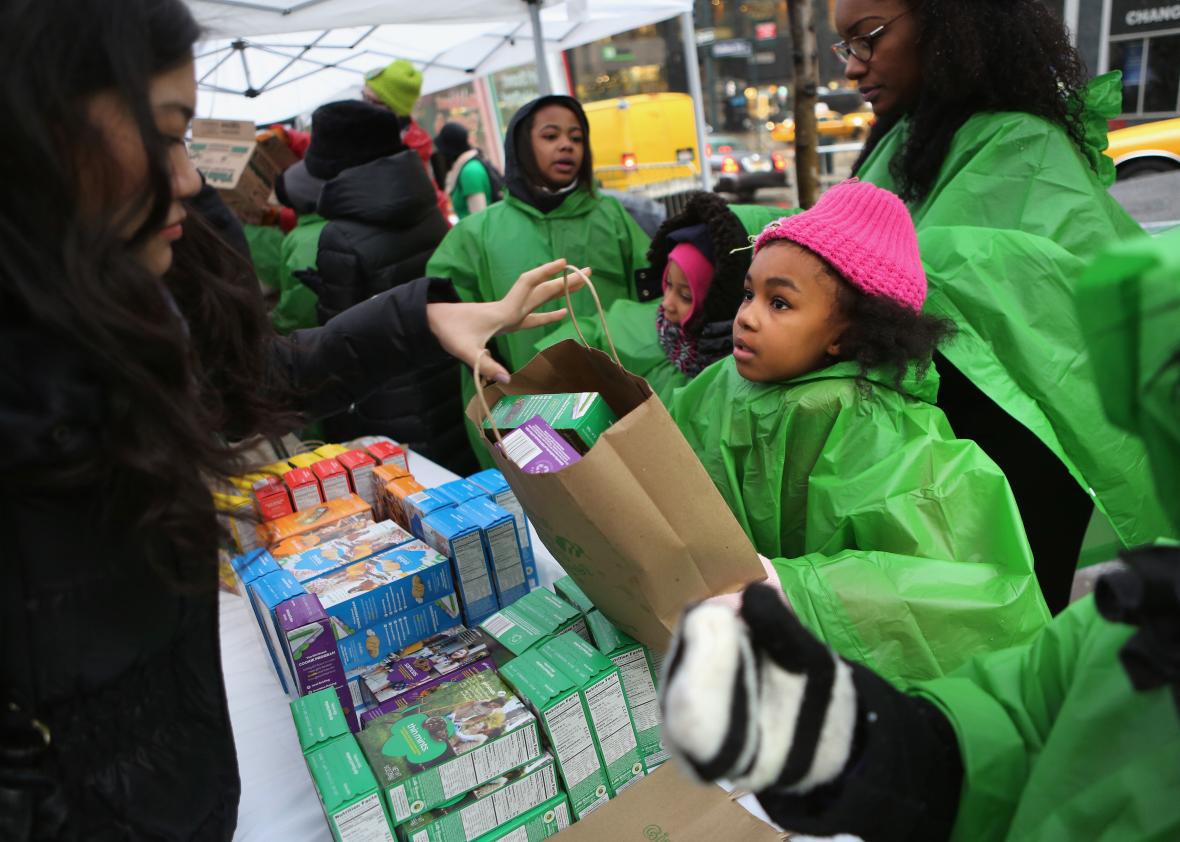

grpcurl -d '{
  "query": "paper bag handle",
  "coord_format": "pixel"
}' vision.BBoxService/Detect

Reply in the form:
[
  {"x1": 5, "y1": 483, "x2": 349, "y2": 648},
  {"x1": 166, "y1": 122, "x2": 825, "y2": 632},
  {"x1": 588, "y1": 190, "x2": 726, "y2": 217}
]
[
  {"x1": 561, "y1": 265, "x2": 622, "y2": 367},
  {"x1": 473, "y1": 349, "x2": 505, "y2": 446}
]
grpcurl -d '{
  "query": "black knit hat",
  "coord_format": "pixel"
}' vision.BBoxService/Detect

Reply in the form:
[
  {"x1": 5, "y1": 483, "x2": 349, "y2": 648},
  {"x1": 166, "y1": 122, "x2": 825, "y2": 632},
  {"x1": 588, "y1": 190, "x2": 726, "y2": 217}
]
[{"x1": 303, "y1": 100, "x2": 405, "y2": 180}]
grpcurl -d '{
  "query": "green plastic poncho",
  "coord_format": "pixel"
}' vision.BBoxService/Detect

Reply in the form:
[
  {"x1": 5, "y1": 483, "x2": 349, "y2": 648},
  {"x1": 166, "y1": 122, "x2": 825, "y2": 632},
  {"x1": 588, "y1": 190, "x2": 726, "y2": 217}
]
[
  {"x1": 426, "y1": 188, "x2": 650, "y2": 466},
  {"x1": 535, "y1": 203, "x2": 784, "y2": 405},
  {"x1": 856, "y1": 72, "x2": 1172, "y2": 548},
  {"x1": 243, "y1": 223, "x2": 284, "y2": 292},
  {"x1": 914, "y1": 229, "x2": 1180, "y2": 841},
  {"x1": 271, "y1": 212, "x2": 326, "y2": 335},
  {"x1": 670, "y1": 357, "x2": 1049, "y2": 685},
  {"x1": 426, "y1": 189, "x2": 650, "y2": 367}
]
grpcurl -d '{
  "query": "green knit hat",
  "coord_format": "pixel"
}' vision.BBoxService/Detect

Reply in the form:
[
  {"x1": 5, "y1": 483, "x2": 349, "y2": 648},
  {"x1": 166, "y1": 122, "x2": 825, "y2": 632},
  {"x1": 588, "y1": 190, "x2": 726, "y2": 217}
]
[{"x1": 365, "y1": 59, "x2": 422, "y2": 116}]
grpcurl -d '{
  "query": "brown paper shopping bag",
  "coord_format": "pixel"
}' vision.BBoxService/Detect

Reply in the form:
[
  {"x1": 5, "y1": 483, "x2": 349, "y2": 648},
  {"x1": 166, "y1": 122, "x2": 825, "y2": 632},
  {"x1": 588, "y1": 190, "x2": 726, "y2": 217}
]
[
  {"x1": 465, "y1": 270, "x2": 763, "y2": 651},
  {"x1": 555, "y1": 763, "x2": 784, "y2": 841}
]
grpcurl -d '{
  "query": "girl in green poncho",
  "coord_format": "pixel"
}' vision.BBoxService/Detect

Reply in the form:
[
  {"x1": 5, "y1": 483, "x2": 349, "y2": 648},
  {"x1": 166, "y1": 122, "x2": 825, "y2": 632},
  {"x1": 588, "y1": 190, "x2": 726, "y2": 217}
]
[
  {"x1": 658, "y1": 228, "x2": 1180, "y2": 842},
  {"x1": 670, "y1": 180, "x2": 1049, "y2": 685},
  {"x1": 832, "y1": 0, "x2": 1171, "y2": 614}
]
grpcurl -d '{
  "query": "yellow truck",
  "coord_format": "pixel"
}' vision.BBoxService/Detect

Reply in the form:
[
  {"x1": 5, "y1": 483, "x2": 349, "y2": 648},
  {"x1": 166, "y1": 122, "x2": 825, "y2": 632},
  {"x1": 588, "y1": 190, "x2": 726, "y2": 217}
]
[{"x1": 584, "y1": 93, "x2": 701, "y2": 191}]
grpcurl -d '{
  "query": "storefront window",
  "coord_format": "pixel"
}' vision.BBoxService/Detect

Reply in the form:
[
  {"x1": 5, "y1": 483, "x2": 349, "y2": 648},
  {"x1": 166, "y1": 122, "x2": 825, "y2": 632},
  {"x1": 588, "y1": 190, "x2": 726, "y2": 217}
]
[
  {"x1": 1143, "y1": 33, "x2": 1180, "y2": 113},
  {"x1": 1109, "y1": 39, "x2": 1145, "y2": 113}
]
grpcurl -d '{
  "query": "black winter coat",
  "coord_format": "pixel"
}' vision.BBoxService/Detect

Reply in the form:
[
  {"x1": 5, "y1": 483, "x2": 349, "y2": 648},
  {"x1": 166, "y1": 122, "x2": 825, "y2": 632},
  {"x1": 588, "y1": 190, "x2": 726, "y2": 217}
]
[
  {"x1": 310, "y1": 152, "x2": 475, "y2": 474},
  {"x1": 0, "y1": 277, "x2": 457, "y2": 840}
]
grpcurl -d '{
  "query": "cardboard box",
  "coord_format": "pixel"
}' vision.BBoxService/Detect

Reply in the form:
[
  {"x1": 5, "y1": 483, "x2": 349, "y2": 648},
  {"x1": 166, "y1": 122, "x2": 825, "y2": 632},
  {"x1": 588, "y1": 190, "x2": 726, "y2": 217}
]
[
  {"x1": 278, "y1": 593, "x2": 358, "y2": 731},
  {"x1": 357, "y1": 673, "x2": 542, "y2": 826},
  {"x1": 459, "y1": 498, "x2": 529, "y2": 607},
  {"x1": 540, "y1": 634, "x2": 644, "y2": 796},
  {"x1": 359, "y1": 627, "x2": 506, "y2": 725},
  {"x1": 262, "y1": 495, "x2": 373, "y2": 554},
  {"x1": 467, "y1": 470, "x2": 536, "y2": 590},
  {"x1": 316, "y1": 444, "x2": 352, "y2": 460},
  {"x1": 478, "y1": 590, "x2": 588, "y2": 658},
  {"x1": 483, "y1": 393, "x2": 617, "y2": 454},
  {"x1": 337, "y1": 593, "x2": 464, "y2": 676},
  {"x1": 306, "y1": 733, "x2": 398, "y2": 842},
  {"x1": 304, "y1": 540, "x2": 455, "y2": 638},
  {"x1": 247, "y1": 569, "x2": 305, "y2": 693},
  {"x1": 188, "y1": 120, "x2": 296, "y2": 226},
  {"x1": 278, "y1": 519, "x2": 415, "y2": 584},
  {"x1": 419, "y1": 509, "x2": 498, "y2": 627},
  {"x1": 286, "y1": 467, "x2": 324, "y2": 512},
  {"x1": 553, "y1": 576, "x2": 594, "y2": 619},
  {"x1": 551, "y1": 763, "x2": 782, "y2": 842},
  {"x1": 585, "y1": 610, "x2": 666, "y2": 772},
  {"x1": 430, "y1": 479, "x2": 488, "y2": 508},
  {"x1": 382, "y1": 476, "x2": 427, "y2": 529},
  {"x1": 404, "y1": 489, "x2": 455, "y2": 539},
  {"x1": 315, "y1": 458, "x2": 354, "y2": 502},
  {"x1": 499, "y1": 417, "x2": 582, "y2": 474},
  {"x1": 367, "y1": 440, "x2": 410, "y2": 473},
  {"x1": 395, "y1": 753, "x2": 560, "y2": 842},
  {"x1": 372, "y1": 463, "x2": 412, "y2": 504},
  {"x1": 477, "y1": 793, "x2": 570, "y2": 841},
  {"x1": 253, "y1": 475, "x2": 294, "y2": 522},
  {"x1": 339, "y1": 450, "x2": 379, "y2": 507},
  {"x1": 500, "y1": 651, "x2": 611, "y2": 820},
  {"x1": 291, "y1": 687, "x2": 352, "y2": 755}
]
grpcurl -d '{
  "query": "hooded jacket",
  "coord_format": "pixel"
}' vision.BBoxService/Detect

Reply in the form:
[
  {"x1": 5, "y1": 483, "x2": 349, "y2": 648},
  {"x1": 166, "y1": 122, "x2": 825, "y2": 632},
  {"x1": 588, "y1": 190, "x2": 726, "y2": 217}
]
[
  {"x1": 0, "y1": 276, "x2": 457, "y2": 840},
  {"x1": 535, "y1": 201, "x2": 782, "y2": 404},
  {"x1": 669, "y1": 357, "x2": 1050, "y2": 686},
  {"x1": 856, "y1": 73, "x2": 1173, "y2": 557},
  {"x1": 426, "y1": 95, "x2": 651, "y2": 466},
  {"x1": 307, "y1": 151, "x2": 470, "y2": 472}
]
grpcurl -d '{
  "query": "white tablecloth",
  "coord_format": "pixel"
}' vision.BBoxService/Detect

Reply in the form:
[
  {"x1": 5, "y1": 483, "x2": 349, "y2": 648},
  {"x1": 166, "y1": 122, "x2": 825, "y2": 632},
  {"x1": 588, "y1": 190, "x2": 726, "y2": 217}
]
[{"x1": 222, "y1": 450, "x2": 771, "y2": 840}]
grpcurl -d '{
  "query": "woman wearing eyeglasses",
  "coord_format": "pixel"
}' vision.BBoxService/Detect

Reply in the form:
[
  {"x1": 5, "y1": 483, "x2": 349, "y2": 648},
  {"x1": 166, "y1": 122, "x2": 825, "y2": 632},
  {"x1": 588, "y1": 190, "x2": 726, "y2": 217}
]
[{"x1": 825, "y1": 0, "x2": 1172, "y2": 616}]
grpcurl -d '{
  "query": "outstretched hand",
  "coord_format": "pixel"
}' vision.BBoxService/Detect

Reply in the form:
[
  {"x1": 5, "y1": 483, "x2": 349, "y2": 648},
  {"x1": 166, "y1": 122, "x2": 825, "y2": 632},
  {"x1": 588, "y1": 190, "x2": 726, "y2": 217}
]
[{"x1": 426, "y1": 258, "x2": 589, "y2": 383}]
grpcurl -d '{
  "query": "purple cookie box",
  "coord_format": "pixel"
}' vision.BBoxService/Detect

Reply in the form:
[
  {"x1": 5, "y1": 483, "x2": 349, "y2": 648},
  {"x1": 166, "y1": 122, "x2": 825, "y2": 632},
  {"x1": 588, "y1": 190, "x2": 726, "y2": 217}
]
[
  {"x1": 359, "y1": 656, "x2": 497, "y2": 726},
  {"x1": 276, "y1": 593, "x2": 358, "y2": 732},
  {"x1": 500, "y1": 416, "x2": 581, "y2": 474}
]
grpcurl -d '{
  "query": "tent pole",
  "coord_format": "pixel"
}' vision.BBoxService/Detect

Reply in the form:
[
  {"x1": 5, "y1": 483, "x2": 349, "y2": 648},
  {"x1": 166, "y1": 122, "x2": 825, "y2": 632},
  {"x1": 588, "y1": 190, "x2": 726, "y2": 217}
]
[
  {"x1": 527, "y1": 0, "x2": 553, "y2": 95},
  {"x1": 680, "y1": 10, "x2": 712, "y2": 191}
]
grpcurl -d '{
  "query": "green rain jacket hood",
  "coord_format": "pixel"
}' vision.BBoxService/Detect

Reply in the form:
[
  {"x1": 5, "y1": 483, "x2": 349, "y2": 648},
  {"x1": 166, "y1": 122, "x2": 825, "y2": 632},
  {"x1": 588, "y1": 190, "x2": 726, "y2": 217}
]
[
  {"x1": 856, "y1": 72, "x2": 1172, "y2": 548},
  {"x1": 670, "y1": 356, "x2": 1049, "y2": 685},
  {"x1": 535, "y1": 203, "x2": 783, "y2": 405},
  {"x1": 913, "y1": 229, "x2": 1180, "y2": 842}
]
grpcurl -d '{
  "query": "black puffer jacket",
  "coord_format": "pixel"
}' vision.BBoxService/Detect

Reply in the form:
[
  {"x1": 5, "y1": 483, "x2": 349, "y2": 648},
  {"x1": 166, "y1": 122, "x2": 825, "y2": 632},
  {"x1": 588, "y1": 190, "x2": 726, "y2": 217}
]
[
  {"x1": 0, "y1": 277, "x2": 457, "y2": 840},
  {"x1": 311, "y1": 151, "x2": 474, "y2": 474}
]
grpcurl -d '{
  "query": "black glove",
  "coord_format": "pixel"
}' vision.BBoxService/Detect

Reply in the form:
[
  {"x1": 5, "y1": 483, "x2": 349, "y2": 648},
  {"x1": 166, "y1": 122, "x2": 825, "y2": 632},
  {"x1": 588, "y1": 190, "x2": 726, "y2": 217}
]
[{"x1": 661, "y1": 583, "x2": 965, "y2": 841}]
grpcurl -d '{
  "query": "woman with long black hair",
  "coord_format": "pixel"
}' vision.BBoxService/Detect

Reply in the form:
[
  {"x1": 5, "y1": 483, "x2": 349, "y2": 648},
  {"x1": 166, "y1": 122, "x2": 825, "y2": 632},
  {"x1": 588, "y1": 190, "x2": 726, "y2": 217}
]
[
  {"x1": 0, "y1": 2, "x2": 583, "y2": 837},
  {"x1": 834, "y1": 0, "x2": 1172, "y2": 612}
]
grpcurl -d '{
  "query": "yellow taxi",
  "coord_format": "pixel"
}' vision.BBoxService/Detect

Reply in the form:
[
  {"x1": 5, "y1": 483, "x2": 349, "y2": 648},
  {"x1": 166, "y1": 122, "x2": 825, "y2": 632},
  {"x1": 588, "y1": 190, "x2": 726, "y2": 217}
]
[
  {"x1": 771, "y1": 102, "x2": 874, "y2": 144},
  {"x1": 1105, "y1": 117, "x2": 1180, "y2": 180}
]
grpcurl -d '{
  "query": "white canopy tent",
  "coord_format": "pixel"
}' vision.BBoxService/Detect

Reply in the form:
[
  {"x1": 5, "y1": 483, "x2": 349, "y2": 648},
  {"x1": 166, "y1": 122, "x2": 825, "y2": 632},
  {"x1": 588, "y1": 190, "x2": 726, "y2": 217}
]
[{"x1": 186, "y1": 0, "x2": 711, "y2": 187}]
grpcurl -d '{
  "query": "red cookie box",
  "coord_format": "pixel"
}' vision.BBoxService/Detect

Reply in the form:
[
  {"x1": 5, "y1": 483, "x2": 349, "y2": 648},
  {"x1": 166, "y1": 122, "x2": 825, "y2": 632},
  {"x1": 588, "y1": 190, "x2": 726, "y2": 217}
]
[
  {"x1": 284, "y1": 467, "x2": 323, "y2": 512},
  {"x1": 337, "y1": 450, "x2": 377, "y2": 507},
  {"x1": 252, "y1": 475, "x2": 293, "y2": 522},
  {"x1": 311, "y1": 458, "x2": 352, "y2": 502},
  {"x1": 366, "y1": 440, "x2": 409, "y2": 474}
]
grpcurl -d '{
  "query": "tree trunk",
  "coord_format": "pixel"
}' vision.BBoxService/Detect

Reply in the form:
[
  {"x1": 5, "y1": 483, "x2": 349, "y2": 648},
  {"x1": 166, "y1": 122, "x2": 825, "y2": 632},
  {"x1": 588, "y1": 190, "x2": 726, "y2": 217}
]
[{"x1": 787, "y1": 0, "x2": 820, "y2": 208}]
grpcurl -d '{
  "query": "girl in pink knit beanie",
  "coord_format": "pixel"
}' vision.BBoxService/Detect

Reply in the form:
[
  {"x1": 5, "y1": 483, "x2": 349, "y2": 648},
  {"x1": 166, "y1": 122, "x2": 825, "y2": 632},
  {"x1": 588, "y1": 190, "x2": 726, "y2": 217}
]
[
  {"x1": 735, "y1": 178, "x2": 950, "y2": 385},
  {"x1": 668, "y1": 179, "x2": 1043, "y2": 695}
]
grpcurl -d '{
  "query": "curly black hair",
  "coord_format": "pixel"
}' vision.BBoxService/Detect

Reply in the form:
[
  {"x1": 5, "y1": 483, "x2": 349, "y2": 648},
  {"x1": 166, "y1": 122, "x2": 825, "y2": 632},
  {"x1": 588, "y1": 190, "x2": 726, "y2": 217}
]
[
  {"x1": 832, "y1": 277, "x2": 955, "y2": 391},
  {"x1": 646, "y1": 191, "x2": 754, "y2": 329},
  {"x1": 852, "y1": 0, "x2": 1090, "y2": 204}
]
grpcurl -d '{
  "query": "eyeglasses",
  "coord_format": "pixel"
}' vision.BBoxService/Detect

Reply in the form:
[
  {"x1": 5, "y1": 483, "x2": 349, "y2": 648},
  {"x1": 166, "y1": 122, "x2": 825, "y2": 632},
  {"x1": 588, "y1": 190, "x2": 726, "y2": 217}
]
[{"x1": 831, "y1": 10, "x2": 911, "y2": 64}]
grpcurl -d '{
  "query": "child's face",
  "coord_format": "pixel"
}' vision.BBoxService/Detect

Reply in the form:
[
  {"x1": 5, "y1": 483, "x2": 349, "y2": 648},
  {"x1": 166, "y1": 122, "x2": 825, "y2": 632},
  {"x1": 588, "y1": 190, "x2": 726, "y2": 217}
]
[
  {"x1": 661, "y1": 261, "x2": 694, "y2": 325},
  {"x1": 733, "y1": 242, "x2": 849, "y2": 383},
  {"x1": 529, "y1": 104, "x2": 584, "y2": 189}
]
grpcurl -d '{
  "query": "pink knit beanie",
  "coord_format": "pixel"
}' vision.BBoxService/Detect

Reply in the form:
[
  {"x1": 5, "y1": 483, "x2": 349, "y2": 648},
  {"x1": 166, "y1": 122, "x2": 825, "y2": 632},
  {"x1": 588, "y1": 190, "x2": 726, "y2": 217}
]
[
  {"x1": 753, "y1": 179, "x2": 926, "y2": 312},
  {"x1": 664, "y1": 242, "x2": 715, "y2": 323}
]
